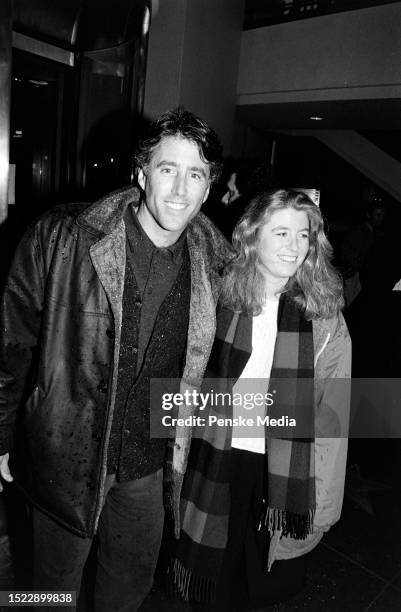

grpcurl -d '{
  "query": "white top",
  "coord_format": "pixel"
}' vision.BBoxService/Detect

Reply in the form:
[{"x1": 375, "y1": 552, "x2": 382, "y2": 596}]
[{"x1": 231, "y1": 297, "x2": 279, "y2": 454}]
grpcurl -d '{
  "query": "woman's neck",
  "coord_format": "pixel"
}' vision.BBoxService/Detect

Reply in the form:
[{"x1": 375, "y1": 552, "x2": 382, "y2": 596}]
[{"x1": 263, "y1": 277, "x2": 287, "y2": 299}]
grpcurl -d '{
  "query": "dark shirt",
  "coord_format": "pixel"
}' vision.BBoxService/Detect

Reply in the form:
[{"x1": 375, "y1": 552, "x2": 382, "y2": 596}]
[
  {"x1": 107, "y1": 205, "x2": 188, "y2": 477},
  {"x1": 124, "y1": 205, "x2": 186, "y2": 372}
]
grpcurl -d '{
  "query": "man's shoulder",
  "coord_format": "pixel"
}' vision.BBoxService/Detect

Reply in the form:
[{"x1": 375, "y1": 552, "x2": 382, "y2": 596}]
[
  {"x1": 15, "y1": 203, "x2": 92, "y2": 253},
  {"x1": 30, "y1": 184, "x2": 139, "y2": 237},
  {"x1": 30, "y1": 202, "x2": 90, "y2": 233},
  {"x1": 189, "y1": 212, "x2": 232, "y2": 247},
  {"x1": 188, "y1": 212, "x2": 233, "y2": 267}
]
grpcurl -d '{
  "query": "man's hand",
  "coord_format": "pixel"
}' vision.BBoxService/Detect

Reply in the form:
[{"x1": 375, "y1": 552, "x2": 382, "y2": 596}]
[{"x1": 0, "y1": 454, "x2": 13, "y2": 492}]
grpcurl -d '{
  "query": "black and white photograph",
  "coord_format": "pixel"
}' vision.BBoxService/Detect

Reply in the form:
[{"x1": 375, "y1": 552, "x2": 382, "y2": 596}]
[{"x1": 1, "y1": 1, "x2": 401, "y2": 610}]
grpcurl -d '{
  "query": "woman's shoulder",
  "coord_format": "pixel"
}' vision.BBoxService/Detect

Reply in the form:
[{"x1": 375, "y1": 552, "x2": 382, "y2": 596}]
[
  {"x1": 313, "y1": 311, "x2": 349, "y2": 340},
  {"x1": 313, "y1": 312, "x2": 351, "y2": 380}
]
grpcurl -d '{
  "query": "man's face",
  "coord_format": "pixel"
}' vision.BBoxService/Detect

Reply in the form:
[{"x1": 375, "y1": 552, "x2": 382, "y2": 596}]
[{"x1": 137, "y1": 136, "x2": 211, "y2": 246}]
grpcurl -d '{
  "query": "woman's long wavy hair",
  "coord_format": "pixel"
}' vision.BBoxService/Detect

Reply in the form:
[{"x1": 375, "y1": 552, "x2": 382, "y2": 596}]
[{"x1": 221, "y1": 189, "x2": 344, "y2": 319}]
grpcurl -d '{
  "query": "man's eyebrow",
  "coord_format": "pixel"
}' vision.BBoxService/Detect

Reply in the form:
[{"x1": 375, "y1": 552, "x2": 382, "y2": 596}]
[
  {"x1": 271, "y1": 225, "x2": 309, "y2": 232},
  {"x1": 155, "y1": 160, "x2": 178, "y2": 168}
]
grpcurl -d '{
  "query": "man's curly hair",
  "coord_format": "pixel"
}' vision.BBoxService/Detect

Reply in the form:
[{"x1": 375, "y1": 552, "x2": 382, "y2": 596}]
[{"x1": 133, "y1": 107, "x2": 223, "y2": 183}]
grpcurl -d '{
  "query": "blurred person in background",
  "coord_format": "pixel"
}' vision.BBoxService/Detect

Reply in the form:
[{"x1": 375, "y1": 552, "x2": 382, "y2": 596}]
[
  {"x1": 203, "y1": 158, "x2": 274, "y2": 239},
  {"x1": 340, "y1": 200, "x2": 385, "y2": 308}
]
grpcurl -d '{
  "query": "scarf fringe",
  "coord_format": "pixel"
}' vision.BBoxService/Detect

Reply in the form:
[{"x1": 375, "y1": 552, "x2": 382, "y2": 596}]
[
  {"x1": 259, "y1": 505, "x2": 315, "y2": 540},
  {"x1": 168, "y1": 558, "x2": 217, "y2": 603}
]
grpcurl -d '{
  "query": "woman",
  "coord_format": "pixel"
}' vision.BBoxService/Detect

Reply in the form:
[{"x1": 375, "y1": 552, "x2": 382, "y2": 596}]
[{"x1": 169, "y1": 189, "x2": 351, "y2": 610}]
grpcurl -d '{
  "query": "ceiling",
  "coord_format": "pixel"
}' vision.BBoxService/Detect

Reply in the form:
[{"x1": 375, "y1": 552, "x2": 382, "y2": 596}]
[
  {"x1": 13, "y1": 0, "x2": 147, "y2": 51},
  {"x1": 237, "y1": 98, "x2": 401, "y2": 131},
  {"x1": 241, "y1": 1, "x2": 401, "y2": 131},
  {"x1": 12, "y1": 1, "x2": 401, "y2": 132},
  {"x1": 244, "y1": 0, "x2": 400, "y2": 29}
]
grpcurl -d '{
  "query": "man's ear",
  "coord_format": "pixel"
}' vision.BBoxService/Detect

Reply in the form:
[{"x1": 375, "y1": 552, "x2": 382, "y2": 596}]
[
  {"x1": 202, "y1": 183, "x2": 211, "y2": 204},
  {"x1": 137, "y1": 168, "x2": 146, "y2": 191}
]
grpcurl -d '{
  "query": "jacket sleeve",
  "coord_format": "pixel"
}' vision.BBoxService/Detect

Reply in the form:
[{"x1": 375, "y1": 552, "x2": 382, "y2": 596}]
[
  {"x1": 314, "y1": 313, "x2": 352, "y2": 530},
  {"x1": 271, "y1": 314, "x2": 352, "y2": 566},
  {"x1": 0, "y1": 223, "x2": 45, "y2": 454}
]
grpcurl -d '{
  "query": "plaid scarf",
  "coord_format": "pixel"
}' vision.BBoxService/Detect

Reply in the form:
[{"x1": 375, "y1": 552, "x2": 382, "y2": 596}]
[{"x1": 169, "y1": 293, "x2": 315, "y2": 602}]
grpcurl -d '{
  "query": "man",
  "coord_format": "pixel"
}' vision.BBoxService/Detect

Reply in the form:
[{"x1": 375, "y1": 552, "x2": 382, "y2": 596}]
[
  {"x1": 0, "y1": 108, "x2": 232, "y2": 610},
  {"x1": 340, "y1": 200, "x2": 385, "y2": 307},
  {"x1": 203, "y1": 159, "x2": 273, "y2": 239}
]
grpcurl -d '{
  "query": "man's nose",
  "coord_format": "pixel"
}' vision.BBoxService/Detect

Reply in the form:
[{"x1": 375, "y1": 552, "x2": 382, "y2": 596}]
[{"x1": 172, "y1": 173, "x2": 187, "y2": 196}]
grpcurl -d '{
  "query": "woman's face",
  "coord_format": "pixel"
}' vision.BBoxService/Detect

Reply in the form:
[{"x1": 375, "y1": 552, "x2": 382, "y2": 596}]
[{"x1": 258, "y1": 207, "x2": 310, "y2": 288}]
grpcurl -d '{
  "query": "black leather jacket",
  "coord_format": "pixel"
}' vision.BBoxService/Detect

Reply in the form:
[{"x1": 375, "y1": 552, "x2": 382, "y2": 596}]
[{"x1": 0, "y1": 187, "x2": 232, "y2": 536}]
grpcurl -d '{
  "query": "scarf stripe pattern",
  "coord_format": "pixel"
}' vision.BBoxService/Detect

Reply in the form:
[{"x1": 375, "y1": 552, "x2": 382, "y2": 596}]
[{"x1": 169, "y1": 293, "x2": 315, "y2": 602}]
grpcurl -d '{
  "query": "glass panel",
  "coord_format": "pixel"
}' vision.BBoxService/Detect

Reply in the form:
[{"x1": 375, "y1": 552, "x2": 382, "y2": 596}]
[
  {"x1": 77, "y1": 41, "x2": 138, "y2": 200},
  {"x1": 10, "y1": 49, "x2": 75, "y2": 213},
  {"x1": 0, "y1": 0, "x2": 12, "y2": 223}
]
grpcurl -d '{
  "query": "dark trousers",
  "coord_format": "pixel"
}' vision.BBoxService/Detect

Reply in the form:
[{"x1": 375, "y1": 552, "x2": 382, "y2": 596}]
[
  {"x1": 33, "y1": 469, "x2": 164, "y2": 612},
  {"x1": 193, "y1": 449, "x2": 307, "y2": 612}
]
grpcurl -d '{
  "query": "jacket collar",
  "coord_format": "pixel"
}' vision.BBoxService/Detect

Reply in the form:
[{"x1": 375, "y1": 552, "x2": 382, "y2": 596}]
[
  {"x1": 75, "y1": 186, "x2": 233, "y2": 270},
  {"x1": 76, "y1": 186, "x2": 141, "y2": 236}
]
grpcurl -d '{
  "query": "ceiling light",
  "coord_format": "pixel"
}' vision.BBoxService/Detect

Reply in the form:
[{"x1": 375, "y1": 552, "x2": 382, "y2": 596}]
[
  {"x1": 310, "y1": 116, "x2": 323, "y2": 121},
  {"x1": 28, "y1": 79, "x2": 49, "y2": 86}
]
